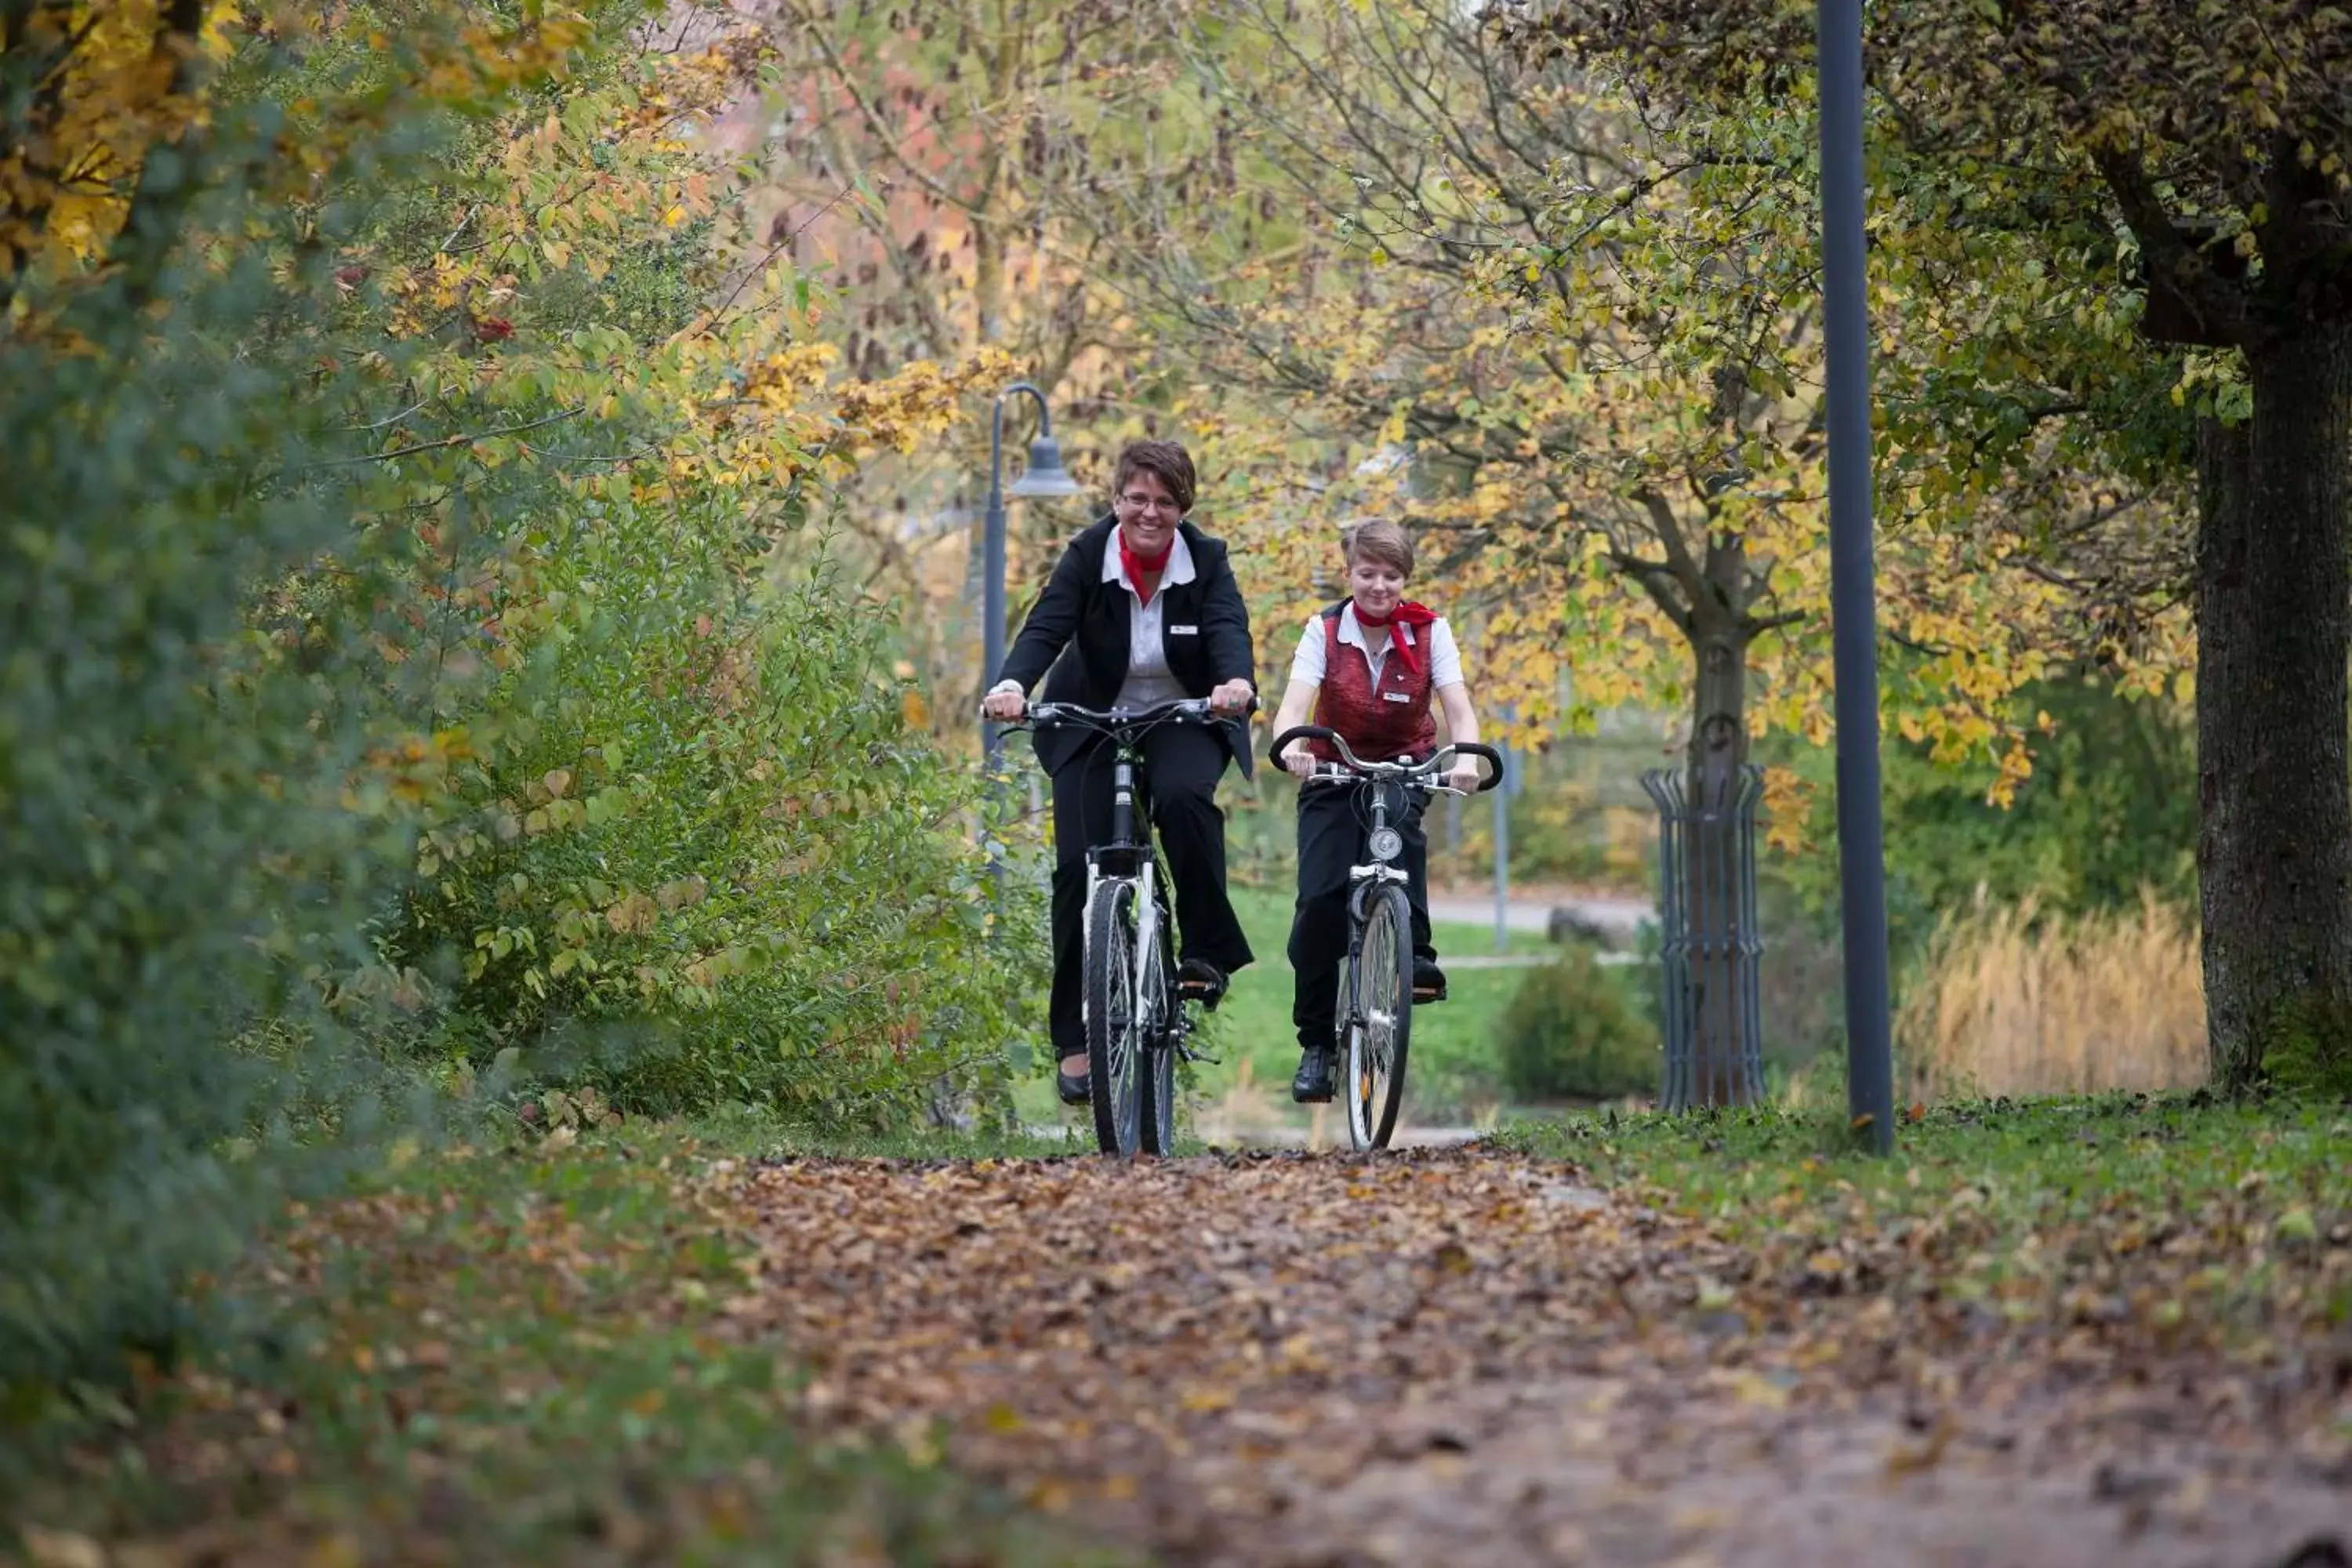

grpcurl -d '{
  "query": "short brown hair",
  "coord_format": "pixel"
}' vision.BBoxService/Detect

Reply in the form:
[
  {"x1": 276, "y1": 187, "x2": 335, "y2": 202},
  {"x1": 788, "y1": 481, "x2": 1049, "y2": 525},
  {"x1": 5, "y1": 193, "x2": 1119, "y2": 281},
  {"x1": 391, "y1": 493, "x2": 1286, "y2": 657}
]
[
  {"x1": 1112, "y1": 440, "x2": 1197, "y2": 514},
  {"x1": 1343, "y1": 519, "x2": 1415, "y2": 579}
]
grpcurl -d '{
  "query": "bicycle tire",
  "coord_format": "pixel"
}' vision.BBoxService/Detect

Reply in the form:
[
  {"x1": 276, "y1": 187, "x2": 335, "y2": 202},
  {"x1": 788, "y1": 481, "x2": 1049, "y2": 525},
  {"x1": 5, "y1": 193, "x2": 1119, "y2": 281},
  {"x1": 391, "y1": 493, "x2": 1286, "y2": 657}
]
[
  {"x1": 1344, "y1": 883, "x2": 1414, "y2": 1149},
  {"x1": 1084, "y1": 879, "x2": 1145, "y2": 1155},
  {"x1": 1139, "y1": 898, "x2": 1178, "y2": 1155}
]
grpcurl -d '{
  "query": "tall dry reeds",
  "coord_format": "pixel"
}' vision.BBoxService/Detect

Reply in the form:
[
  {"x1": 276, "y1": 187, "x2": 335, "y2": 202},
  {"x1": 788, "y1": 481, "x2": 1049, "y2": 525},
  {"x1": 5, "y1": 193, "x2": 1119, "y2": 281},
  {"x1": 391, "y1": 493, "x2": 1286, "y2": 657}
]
[{"x1": 1896, "y1": 889, "x2": 2207, "y2": 1099}]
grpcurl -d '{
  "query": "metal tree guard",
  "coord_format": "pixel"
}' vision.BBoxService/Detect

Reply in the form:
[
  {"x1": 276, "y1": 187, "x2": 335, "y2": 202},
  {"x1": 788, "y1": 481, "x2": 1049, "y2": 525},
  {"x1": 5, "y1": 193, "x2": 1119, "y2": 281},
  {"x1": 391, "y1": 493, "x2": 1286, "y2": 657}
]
[{"x1": 1642, "y1": 765, "x2": 1766, "y2": 1109}]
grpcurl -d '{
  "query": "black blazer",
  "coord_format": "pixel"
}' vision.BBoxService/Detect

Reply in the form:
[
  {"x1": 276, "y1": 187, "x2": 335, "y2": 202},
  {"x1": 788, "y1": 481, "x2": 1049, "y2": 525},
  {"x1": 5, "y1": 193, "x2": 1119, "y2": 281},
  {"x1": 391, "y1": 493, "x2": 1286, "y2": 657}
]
[{"x1": 993, "y1": 513, "x2": 1258, "y2": 779}]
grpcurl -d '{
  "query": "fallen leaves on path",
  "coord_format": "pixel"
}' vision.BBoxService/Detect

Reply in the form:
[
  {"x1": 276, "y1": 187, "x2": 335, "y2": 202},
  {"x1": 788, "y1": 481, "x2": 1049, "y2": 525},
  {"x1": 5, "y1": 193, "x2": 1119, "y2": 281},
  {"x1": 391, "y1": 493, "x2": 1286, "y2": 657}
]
[
  {"x1": 21, "y1": 1126, "x2": 2351, "y2": 1567},
  {"x1": 724, "y1": 1145, "x2": 2352, "y2": 1567}
]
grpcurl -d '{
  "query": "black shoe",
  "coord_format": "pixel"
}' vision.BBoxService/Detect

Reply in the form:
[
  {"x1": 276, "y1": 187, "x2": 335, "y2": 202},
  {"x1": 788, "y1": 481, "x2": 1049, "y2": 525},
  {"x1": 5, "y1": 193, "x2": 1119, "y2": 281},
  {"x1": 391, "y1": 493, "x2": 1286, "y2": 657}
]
[
  {"x1": 1413, "y1": 958, "x2": 1447, "y2": 1004},
  {"x1": 1177, "y1": 957, "x2": 1229, "y2": 1011},
  {"x1": 1057, "y1": 1065, "x2": 1091, "y2": 1105},
  {"x1": 1291, "y1": 1047, "x2": 1335, "y2": 1104}
]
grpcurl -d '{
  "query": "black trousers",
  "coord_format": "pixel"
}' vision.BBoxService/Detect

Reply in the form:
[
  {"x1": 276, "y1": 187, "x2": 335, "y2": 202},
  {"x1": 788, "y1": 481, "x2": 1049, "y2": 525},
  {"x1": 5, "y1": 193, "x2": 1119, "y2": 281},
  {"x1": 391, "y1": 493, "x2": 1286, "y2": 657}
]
[
  {"x1": 1048, "y1": 725, "x2": 1254, "y2": 1063},
  {"x1": 1289, "y1": 782, "x2": 1436, "y2": 1050}
]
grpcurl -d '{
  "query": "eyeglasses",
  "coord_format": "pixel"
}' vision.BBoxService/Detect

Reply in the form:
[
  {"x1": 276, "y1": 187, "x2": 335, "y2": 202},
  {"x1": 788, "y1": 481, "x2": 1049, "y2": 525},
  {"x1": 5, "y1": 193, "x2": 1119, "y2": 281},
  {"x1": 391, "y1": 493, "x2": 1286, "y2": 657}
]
[{"x1": 1116, "y1": 493, "x2": 1178, "y2": 514}]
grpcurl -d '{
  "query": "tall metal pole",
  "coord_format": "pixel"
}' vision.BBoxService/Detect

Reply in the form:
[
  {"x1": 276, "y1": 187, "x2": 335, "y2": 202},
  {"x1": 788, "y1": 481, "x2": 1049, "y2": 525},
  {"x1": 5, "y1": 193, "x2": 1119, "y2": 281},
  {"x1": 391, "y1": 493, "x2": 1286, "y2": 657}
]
[
  {"x1": 980, "y1": 380, "x2": 1054, "y2": 778},
  {"x1": 1818, "y1": 0, "x2": 1896, "y2": 1154},
  {"x1": 1491, "y1": 703, "x2": 1517, "y2": 955},
  {"x1": 979, "y1": 381, "x2": 1069, "y2": 916},
  {"x1": 982, "y1": 397, "x2": 1011, "y2": 779},
  {"x1": 1492, "y1": 756, "x2": 1510, "y2": 956}
]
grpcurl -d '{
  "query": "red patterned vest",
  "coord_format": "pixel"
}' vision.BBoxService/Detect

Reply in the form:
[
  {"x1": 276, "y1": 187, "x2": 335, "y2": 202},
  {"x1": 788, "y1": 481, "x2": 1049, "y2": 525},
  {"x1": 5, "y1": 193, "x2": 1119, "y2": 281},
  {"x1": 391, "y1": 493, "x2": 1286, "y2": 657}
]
[{"x1": 1307, "y1": 599, "x2": 1438, "y2": 763}]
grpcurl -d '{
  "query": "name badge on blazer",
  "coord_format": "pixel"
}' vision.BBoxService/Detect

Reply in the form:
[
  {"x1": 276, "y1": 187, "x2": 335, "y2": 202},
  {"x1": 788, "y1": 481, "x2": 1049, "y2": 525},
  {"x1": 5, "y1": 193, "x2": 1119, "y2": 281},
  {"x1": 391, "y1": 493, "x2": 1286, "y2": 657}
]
[
  {"x1": 1382, "y1": 690, "x2": 1413, "y2": 702},
  {"x1": 1170, "y1": 624, "x2": 1200, "y2": 635}
]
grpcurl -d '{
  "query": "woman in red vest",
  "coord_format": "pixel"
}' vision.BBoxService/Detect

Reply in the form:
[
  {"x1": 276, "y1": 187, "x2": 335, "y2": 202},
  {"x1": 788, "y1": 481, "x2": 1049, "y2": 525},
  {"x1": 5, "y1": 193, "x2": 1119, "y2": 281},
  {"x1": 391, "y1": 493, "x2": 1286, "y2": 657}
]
[{"x1": 1267, "y1": 520, "x2": 1486, "y2": 1103}]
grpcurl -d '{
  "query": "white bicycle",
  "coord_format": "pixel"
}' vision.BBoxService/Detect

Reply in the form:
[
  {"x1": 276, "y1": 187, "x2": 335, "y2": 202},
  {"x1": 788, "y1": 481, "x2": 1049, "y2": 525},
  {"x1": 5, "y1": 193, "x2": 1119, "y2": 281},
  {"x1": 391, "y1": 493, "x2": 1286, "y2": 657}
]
[
  {"x1": 1015, "y1": 698, "x2": 1237, "y2": 1155},
  {"x1": 1268, "y1": 724, "x2": 1504, "y2": 1149}
]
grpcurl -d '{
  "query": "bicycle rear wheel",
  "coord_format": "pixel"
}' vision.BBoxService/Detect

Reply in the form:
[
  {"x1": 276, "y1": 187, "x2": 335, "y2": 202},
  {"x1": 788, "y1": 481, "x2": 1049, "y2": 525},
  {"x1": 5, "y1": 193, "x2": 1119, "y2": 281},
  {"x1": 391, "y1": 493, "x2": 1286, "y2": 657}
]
[
  {"x1": 1343, "y1": 884, "x2": 1414, "y2": 1150},
  {"x1": 1084, "y1": 879, "x2": 1145, "y2": 1155}
]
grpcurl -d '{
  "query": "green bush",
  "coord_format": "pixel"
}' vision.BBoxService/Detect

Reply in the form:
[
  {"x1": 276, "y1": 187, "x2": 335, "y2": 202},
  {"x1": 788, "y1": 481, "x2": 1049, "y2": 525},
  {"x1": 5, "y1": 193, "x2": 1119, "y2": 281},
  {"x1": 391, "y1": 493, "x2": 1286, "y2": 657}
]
[
  {"x1": 2, "y1": 0, "x2": 1045, "y2": 1442},
  {"x1": 0, "y1": 121, "x2": 438, "y2": 1425},
  {"x1": 0, "y1": 0, "x2": 1026, "y2": 1437},
  {"x1": 385, "y1": 516, "x2": 1039, "y2": 1126},
  {"x1": 1496, "y1": 948, "x2": 1659, "y2": 1102},
  {"x1": 258, "y1": 0, "x2": 1045, "y2": 1126}
]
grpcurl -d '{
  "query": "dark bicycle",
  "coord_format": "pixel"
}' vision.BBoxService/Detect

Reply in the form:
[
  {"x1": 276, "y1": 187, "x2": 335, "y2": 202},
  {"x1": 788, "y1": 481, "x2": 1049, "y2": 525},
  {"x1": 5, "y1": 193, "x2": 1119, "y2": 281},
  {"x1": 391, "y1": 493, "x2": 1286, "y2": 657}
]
[
  {"x1": 1013, "y1": 698, "x2": 1241, "y2": 1156},
  {"x1": 1267, "y1": 724, "x2": 1504, "y2": 1149}
]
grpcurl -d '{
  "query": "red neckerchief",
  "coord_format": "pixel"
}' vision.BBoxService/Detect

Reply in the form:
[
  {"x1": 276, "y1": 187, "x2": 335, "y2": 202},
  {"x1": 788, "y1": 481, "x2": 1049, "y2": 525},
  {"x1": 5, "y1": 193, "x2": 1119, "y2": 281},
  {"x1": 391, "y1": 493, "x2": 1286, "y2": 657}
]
[
  {"x1": 1118, "y1": 525, "x2": 1174, "y2": 606},
  {"x1": 1352, "y1": 600, "x2": 1437, "y2": 677}
]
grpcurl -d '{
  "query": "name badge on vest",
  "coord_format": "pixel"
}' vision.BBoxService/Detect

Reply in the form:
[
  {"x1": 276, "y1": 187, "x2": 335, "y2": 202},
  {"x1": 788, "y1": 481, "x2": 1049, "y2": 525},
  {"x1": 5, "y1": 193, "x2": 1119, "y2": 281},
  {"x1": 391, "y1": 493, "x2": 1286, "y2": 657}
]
[
  {"x1": 1171, "y1": 624, "x2": 1199, "y2": 636},
  {"x1": 1382, "y1": 690, "x2": 1412, "y2": 702}
]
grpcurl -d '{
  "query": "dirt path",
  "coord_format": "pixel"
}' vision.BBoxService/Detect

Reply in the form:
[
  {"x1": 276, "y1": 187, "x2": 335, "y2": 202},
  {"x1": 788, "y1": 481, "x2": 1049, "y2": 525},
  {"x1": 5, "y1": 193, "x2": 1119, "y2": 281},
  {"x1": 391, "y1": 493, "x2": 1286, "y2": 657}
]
[{"x1": 718, "y1": 1147, "x2": 2350, "y2": 1567}]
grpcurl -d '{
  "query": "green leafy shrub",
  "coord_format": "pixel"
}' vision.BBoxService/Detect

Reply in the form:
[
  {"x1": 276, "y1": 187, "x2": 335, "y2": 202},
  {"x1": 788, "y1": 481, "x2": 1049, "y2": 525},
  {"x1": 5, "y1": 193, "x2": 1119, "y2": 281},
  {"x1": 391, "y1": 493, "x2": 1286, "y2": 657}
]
[
  {"x1": 246, "y1": 0, "x2": 1044, "y2": 1127},
  {"x1": 1495, "y1": 948, "x2": 1659, "y2": 1102},
  {"x1": 0, "y1": 129, "x2": 438, "y2": 1426},
  {"x1": 2, "y1": 0, "x2": 1040, "y2": 1439},
  {"x1": 386, "y1": 504, "x2": 1040, "y2": 1125}
]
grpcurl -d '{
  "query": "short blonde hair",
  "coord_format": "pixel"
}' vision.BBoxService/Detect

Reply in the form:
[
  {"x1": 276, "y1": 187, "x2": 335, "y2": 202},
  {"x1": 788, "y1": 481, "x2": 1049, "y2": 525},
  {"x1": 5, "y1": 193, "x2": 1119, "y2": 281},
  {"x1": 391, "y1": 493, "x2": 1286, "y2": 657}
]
[{"x1": 1343, "y1": 519, "x2": 1415, "y2": 579}]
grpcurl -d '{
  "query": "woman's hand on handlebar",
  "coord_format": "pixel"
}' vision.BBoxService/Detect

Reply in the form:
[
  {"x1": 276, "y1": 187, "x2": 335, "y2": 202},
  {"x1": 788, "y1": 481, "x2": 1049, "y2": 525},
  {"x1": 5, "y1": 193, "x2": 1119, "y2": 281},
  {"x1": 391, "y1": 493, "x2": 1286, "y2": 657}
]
[
  {"x1": 1278, "y1": 739, "x2": 1319, "y2": 779},
  {"x1": 981, "y1": 685, "x2": 1026, "y2": 722},
  {"x1": 1207, "y1": 677, "x2": 1255, "y2": 717},
  {"x1": 1447, "y1": 754, "x2": 1483, "y2": 794}
]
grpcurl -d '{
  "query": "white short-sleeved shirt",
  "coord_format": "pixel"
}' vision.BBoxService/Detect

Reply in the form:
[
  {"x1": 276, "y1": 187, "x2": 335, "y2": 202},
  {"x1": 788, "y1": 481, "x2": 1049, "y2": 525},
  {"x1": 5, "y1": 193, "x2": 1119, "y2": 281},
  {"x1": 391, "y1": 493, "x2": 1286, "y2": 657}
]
[{"x1": 1287, "y1": 604, "x2": 1465, "y2": 691}]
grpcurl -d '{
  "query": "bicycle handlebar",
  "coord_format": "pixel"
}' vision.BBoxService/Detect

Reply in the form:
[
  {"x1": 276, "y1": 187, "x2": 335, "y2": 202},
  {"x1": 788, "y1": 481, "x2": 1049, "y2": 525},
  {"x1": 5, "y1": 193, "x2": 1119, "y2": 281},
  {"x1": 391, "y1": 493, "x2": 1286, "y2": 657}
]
[
  {"x1": 1004, "y1": 695, "x2": 1259, "y2": 735},
  {"x1": 1266, "y1": 724, "x2": 1505, "y2": 794}
]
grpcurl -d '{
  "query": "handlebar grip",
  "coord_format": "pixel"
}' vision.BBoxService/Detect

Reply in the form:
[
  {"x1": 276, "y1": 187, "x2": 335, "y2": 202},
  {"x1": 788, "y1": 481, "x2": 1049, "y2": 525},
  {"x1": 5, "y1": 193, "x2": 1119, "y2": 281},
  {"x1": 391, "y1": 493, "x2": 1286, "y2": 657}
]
[
  {"x1": 1450, "y1": 742, "x2": 1507, "y2": 793},
  {"x1": 1267, "y1": 724, "x2": 1338, "y2": 768}
]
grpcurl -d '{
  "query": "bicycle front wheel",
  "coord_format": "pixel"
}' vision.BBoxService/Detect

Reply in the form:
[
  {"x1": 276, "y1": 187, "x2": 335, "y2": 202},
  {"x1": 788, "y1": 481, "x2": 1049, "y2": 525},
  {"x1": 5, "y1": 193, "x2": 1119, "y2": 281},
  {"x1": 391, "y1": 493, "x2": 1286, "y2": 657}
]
[
  {"x1": 1344, "y1": 883, "x2": 1414, "y2": 1150},
  {"x1": 1138, "y1": 885, "x2": 1179, "y2": 1154},
  {"x1": 1084, "y1": 879, "x2": 1145, "y2": 1155}
]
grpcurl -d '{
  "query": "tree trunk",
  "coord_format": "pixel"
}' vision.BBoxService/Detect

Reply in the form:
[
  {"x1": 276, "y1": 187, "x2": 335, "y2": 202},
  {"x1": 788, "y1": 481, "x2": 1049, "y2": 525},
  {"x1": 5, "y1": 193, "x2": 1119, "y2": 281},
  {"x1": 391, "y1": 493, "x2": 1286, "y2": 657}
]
[
  {"x1": 1671, "y1": 608, "x2": 1762, "y2": 1107},
  {"x1": 2194, "y1": 318, "x2": 2352, "y2": 1091}
]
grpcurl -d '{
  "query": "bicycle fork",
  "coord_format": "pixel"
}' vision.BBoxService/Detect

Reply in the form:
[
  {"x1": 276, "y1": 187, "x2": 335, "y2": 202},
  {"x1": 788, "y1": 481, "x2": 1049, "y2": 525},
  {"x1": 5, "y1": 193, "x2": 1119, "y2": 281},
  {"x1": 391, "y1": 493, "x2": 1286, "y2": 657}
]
[{"x1": 1342, "y1": 782, "x2": 1412, "y2": 1035}]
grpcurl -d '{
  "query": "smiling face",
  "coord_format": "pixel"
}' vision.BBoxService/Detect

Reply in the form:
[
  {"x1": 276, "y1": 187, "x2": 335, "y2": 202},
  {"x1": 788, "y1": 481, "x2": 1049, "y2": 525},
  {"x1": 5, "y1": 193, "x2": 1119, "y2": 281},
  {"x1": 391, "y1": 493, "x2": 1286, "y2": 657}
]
[
  {"x1": 1113, "y1": 468, "x2": 1181, "y2": 557},
  {"x1": 1347, "y1": 554, "x2": 1407, "y2": 619}
]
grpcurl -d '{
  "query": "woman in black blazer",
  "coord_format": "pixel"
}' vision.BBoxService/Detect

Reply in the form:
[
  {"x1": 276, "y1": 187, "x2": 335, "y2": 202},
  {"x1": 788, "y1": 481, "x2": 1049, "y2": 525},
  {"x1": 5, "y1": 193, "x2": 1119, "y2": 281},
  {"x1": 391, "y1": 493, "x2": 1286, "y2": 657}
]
[{"x1": 982, "y1": 440, "x2": 1258, "y2": 1105}]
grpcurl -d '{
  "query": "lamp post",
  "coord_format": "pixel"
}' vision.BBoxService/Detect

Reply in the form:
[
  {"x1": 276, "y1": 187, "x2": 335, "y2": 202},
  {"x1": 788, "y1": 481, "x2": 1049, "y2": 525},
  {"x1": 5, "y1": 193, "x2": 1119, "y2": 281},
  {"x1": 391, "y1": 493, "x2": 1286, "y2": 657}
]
[
  {"x1": 981, "y1": 383, "x2": 1084, "y2": 775},
  {"x1": 1817, "y1": 0, "x2": 1896, "y2": 1153}
]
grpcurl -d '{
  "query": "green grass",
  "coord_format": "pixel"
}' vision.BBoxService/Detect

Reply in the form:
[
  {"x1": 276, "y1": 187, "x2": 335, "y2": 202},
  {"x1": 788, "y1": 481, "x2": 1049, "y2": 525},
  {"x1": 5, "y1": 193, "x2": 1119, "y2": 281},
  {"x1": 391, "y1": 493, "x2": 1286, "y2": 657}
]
[
  {"x1": 1497, "y1": 1093, "x2": 2352, "y2": 1345},
  {"x1": 1008, "y1": 883, "x2": 1574, "y2": 1135},
  {"x1": 9, "y1": 1129, "x2": 1127, "y2": 1566},
  {"x1": 1203, "y1": 886, "x2": 1532, "y2": 1120}
]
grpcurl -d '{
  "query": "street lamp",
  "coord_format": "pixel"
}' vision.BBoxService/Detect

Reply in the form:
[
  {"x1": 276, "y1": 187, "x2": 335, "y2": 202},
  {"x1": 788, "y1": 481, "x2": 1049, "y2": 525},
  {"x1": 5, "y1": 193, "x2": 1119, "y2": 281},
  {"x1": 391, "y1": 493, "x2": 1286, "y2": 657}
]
[
  {"x1": 981, "y1": 381, "x2": 1083, "y2": 775},
  {"x1": 1817, "y1": 0, "x2": 1896, "y2": 1154}
]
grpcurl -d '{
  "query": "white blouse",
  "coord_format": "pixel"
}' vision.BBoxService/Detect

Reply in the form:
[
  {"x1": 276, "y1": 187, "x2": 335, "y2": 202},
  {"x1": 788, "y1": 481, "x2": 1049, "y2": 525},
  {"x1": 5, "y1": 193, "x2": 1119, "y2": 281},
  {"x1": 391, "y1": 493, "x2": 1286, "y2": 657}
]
[
  {"x1": 983, "y1": 528, "x2": 1203, "y2": 708},
  {"x1": 1104, "y1": 529, "x2": 1196, "y2": 710}
]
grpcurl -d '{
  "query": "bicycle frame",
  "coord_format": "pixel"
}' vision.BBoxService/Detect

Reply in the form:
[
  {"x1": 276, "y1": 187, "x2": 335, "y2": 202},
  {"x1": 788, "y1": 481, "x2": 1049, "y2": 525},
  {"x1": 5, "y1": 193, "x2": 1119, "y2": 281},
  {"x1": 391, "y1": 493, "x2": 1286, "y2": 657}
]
[{"x1": 1084, "y1": 735, "x2": 1171, "y2": 1044}]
